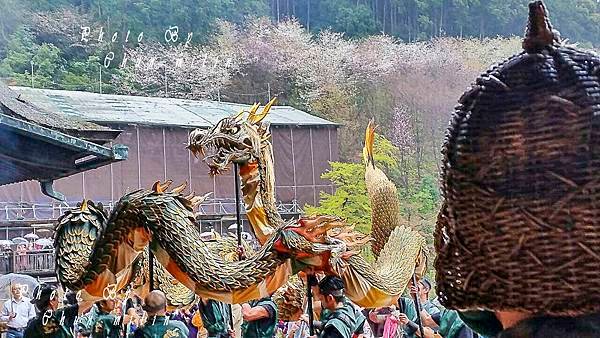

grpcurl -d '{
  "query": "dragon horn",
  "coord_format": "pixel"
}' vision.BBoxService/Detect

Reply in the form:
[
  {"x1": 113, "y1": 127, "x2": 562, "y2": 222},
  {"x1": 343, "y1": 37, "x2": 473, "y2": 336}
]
[
  {"x1": 152, "y1": 181, "x2": 165, "y2": 194},
  {"x1": 234, "y1": 109, "x2": 246, "y2": 121},
  {"x1": 250, "y1": 102, "x2": 261, "y2": 114},
  {"x1": 246, "y1": 103, "x2": 261, "y2": 123},
  {"x1": 251, "y1": 97, "x2": 277, "y2": 124},
  {"x1": 190, "y1": 192, "x2": 212, "y2": 208},
  {"x1": 248, "y1": 102, "x2": 260, "y2": 116},
  {"x1": 80, "y1": 199, "x2": 88, "y2": 211},
  {"x1": 161, "y1": 180, "x2": 173, "y2": 191},
  {"x1": 170, "y1": 182, "x2": 188, "y2": 194},
  {"x1": 244, "y1": 102, "x2": 260, "y2": 124}
]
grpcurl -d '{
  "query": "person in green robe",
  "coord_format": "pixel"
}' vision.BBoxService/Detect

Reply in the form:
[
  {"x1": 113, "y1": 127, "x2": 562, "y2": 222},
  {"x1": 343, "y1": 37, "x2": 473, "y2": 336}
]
[
  {"x1": 416, "y1": 279, "x2": 439, "y2": 317},
  {"x1": 241, "y1": 297, "x2": 278, "y2": 338},
  {"x1": 91, "y1": 299, "x2": 122, "y2": 338},
  {"x1": 396, "y1": 296, "x2": 418, "y2": 338},
  {"x1": 198, "y1": 297, "x2": 232, "y2": 338},
  {"x1": 308, "y1": 276, "x2": 356, "y2": 338},
  {"x1": 435, "y1": 309, "x2": 472, "y2": 338},
  {"x1": 77, "y1": 303, "x2": 100, "y2": 337},
  {"x1": 417, "y1": 307, "x2": 475, "y2": 338},
  {"x1": 317, "y1": 297, "x2": 365, "y2": 337},
  {"x1": 134, "y1": 290, "x2": 189, "y2": 338},
  {"x1": 24, "y1": 283, "x2": 79, "y2": 338}
]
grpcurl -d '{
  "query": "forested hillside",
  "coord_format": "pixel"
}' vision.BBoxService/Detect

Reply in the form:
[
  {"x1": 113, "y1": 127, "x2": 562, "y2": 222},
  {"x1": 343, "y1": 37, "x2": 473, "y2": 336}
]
[{"x1": 2, "y1": 0, "x2": 599, "y2": 46}]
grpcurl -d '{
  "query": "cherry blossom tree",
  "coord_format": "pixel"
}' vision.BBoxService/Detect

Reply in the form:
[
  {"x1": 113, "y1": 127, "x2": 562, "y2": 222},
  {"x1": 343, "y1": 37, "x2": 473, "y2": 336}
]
[
  {"x1": 113, "y1": 17, "x2": 522, "y2": 161},
  {"x1": 115, "y1": 23, "x2": 241, "y2": 100}
]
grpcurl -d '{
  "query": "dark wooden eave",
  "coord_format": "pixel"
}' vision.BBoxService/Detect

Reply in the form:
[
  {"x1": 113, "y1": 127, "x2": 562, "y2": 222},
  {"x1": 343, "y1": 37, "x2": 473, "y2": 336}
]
[{"x1": 0, "y1": 83, "x2": 128, "y2": 200}]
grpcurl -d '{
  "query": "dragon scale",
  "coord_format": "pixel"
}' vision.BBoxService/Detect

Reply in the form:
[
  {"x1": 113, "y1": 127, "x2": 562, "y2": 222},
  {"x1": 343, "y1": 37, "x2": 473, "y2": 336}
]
[
  {"x1": 363, "y1": 122, "x2": 404, "y2": 257},
  {"x1": 238, "y1": 143, "x2": 283, "y2": 245}
]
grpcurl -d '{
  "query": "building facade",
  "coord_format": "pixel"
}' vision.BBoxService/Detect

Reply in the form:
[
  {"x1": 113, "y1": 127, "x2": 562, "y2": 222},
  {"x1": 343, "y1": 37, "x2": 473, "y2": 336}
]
[{"x1": 0, "y1": 88, "x2": 339, "y2": 236}]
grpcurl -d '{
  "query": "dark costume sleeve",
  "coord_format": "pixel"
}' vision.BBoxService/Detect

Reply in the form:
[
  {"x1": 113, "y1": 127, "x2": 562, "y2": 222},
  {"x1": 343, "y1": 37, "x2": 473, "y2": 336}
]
[
  {"x1": 260, "y1": 303, "x2": 276, "y2": 319},
  {"x1": 354, "y1": 311, "x2": 365, "y2": 334},
  {"x1": 59, "y1": 304, "x2": 79, "y2": 332},
  {"x1": 124, "y1": 299, "x2": 134, "y2": 313},
  {"x1": 63, "y1": 304, "x2": 79, "y2": 330},
  {"x1": 455, "y1": 326, "x2": 474, "y2": 338},
  {"x1": 133, "y1": 327, "x2": 145, "y2": 338},
  {"x1": 62, "y1": 304, "x2": 79, "y2": 321},
  {"x1": 322, "y1": 325, "x2": 346, "y2": 338}
]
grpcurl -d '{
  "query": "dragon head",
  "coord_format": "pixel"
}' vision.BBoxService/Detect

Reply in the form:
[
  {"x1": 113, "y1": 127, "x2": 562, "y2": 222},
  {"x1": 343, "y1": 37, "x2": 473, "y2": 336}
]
[{"x1": 187, "y1": 98, "x2": 276, "y2": 175}]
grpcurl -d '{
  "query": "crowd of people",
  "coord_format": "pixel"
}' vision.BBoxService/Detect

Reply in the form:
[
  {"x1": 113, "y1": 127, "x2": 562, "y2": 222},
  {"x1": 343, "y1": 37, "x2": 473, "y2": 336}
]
[
  {"x1": 0, "y1": 274, "x2": 475, "y2": 338},
  {"x1": 0, "y1": 237, "x2": 54, "y2": 274}
]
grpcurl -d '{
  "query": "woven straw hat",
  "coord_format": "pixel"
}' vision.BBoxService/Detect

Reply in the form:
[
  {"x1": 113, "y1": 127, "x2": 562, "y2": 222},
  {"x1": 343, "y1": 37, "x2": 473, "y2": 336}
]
[{"x1": 435, "y1": 0, "x2": 600, "y2": 316}]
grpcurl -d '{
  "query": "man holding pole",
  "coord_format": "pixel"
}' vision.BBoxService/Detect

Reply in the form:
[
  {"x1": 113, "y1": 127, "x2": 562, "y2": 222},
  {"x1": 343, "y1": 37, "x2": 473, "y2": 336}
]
[
  {"x1": 240, "y1": 297, "x2": 277, "y2": 338},
  {"x1": 0, "y1": 283, "x2": 35, "y2": 338},
  {"x1": 198, "y1": 297, "x2": 233, "y2": 338}
]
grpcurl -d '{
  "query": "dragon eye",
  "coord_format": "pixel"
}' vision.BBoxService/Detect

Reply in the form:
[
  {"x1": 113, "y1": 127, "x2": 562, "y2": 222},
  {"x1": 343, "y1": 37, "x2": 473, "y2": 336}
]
[{"x1": 232, "y1": 126, "x2": 240, "y2": 133}]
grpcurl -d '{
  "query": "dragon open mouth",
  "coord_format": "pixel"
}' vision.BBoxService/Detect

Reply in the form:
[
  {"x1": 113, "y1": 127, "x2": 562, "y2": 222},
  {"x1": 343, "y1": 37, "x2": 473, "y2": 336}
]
[
  {"x1": 188, "y1": 129, "x2": 254, "y2": 175},
  {"x1": 188, "y1": 99, "x2": 276, "y2": 176}
]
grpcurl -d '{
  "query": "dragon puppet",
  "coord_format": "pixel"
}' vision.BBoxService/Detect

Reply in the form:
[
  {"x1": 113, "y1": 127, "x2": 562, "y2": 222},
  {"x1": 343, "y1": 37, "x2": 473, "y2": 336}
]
[
  {"x1": 54, "y1": 194, "x2": 259, "y2": 310},
  {"x1": 187, "y1": 100, "x2": 427, "y2": 309},
  {"x1": 53, "y1": 100, "x2": 426, "y2": 316}
]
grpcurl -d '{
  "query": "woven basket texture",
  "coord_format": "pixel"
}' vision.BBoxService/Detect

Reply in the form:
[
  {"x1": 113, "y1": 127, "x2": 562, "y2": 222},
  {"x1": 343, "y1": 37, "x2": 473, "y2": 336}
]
[{"x1": 435, "y1": 1, "x2": 600, "y2": 316}]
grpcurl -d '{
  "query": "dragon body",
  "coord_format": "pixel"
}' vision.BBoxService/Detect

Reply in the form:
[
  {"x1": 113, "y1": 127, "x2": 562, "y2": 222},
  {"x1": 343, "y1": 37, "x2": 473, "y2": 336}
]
[
  {"x1": 129, "y1": 234, "x2": 253, "y2": 309},
  {"x1": 363, "y1": 122, "x2": 404, "y2": 258},
  {"x1": 55, "y1": 185, "x2": 292, "y2": 305},
  {"x1": 188, "y1": 101, "x2": 426, "y2": 308},
  {"x1": 129, "y1": 249, "x2": 196, "y2": 309},
  {"x1": 54, "y1": 101, "x2": 425, "y2": 315}
]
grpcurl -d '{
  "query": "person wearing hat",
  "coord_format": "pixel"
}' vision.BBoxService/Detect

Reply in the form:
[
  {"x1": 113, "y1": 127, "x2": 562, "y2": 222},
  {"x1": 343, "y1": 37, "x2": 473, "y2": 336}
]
[
  {"x1": 134, "y1": 290, "x2": 188, "y2": 338},
  {"x1": 91, "y1": 298, "x2": 132, "y2": 338},
  {"x1": 434, "y1": 1, "x2": 600, "y2": 337},
  {"x1": 227, "y1": 224, "x2": 239, "y2": 237},
  {"x1": 241, "y1": 296, "x2": 278, "y2": 338},
  {"x1": 414, "y1": 279, "x2": 439, "y2": 317},
  {"x1": 307, "y1": 276, "x2": 356, "y2": 338},
  {"x1": 24, "y1": 283, "x2": 79, "y2": 338},
  {"x1": 0, "y1": 283, "x2": 35, "y2": 338},
  {"x1": 302, "y1": 275, "x2": 366, "y2": 338},
  {"x1": 200, "y1": 229, "x2": 220, "y2": 242}
]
